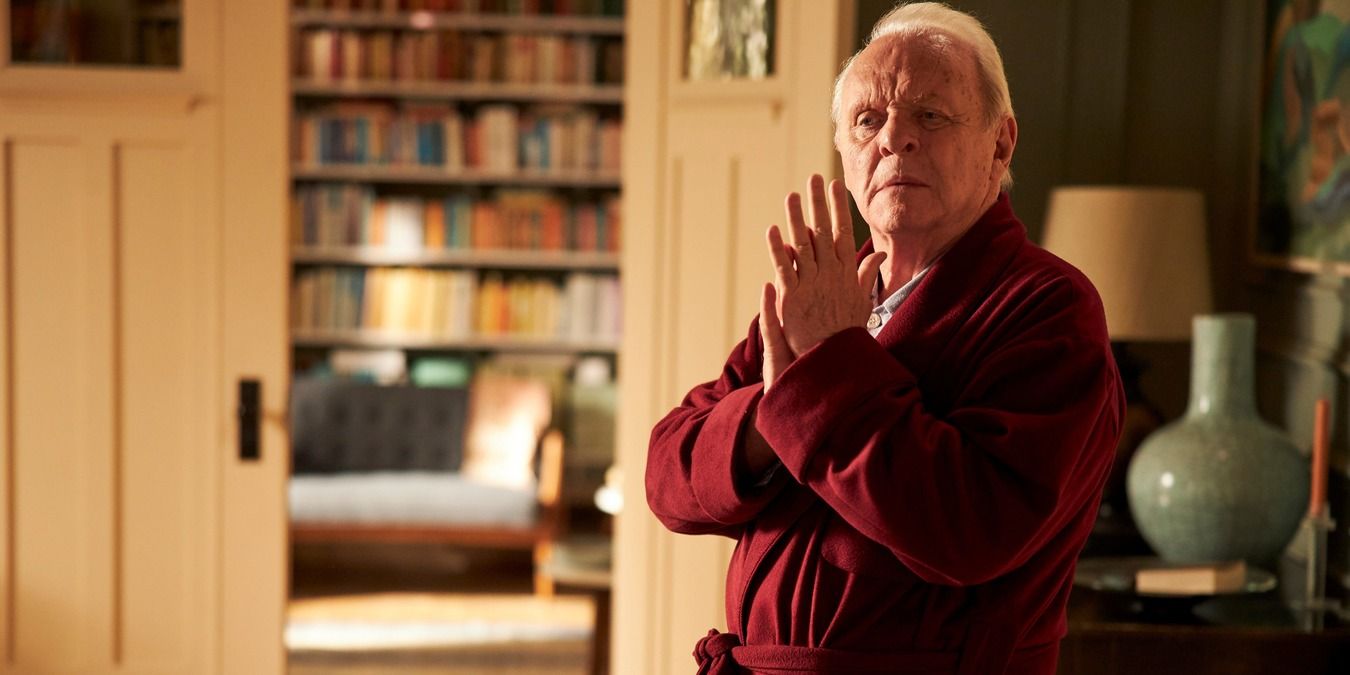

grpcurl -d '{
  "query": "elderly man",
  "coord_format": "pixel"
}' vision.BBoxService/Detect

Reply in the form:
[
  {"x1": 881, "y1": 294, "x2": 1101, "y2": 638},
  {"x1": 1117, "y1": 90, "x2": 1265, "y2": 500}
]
[{"x1": 645, "y1": 3, "x2": 1124, "y2": 674}]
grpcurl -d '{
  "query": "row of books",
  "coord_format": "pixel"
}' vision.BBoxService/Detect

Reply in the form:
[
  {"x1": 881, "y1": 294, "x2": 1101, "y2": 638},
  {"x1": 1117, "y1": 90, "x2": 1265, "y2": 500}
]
[
  {"x1": 292, "y1": 185, "x2": 621, "y2": 252},
  {"x1": 292, "y1": 267, "x2": 621, "y2": 342},
  {"x1": 293, "y1": 0, "x2": 624, "y2": 16},
  {"x1": 295, "y1": 103, "x2": 621, "y2": 172},
  {"x1": 297, "y1": 30, "x2": 623, "y2": 85}
]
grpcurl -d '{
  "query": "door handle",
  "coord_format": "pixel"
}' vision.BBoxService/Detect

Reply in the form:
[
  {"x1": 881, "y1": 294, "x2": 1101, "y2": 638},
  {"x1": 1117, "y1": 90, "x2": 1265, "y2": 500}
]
[{"x1": 238, "y1": 379, "x2": 261, "y2": 461}]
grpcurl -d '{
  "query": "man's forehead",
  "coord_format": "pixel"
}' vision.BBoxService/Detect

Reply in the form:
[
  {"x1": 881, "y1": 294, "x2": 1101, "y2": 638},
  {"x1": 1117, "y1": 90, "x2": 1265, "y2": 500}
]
[
  {"x1": 844, "y1": 34, "x2": 975, "y2": 103},
  {"x1": 866, "y1": 31, "x2": 956, "y2": 63}
]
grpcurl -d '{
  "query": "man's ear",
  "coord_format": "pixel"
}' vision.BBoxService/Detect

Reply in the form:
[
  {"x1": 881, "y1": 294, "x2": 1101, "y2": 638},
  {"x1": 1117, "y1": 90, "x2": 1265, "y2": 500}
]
[{"x1": 993, "y1": 115, "x2": 1017, "y2": 175}]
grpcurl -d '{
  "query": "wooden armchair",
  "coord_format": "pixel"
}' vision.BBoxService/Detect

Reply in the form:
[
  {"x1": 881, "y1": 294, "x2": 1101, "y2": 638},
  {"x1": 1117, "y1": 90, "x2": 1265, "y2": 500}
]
[{"x1": 288, "y1": 375, "x2": 567, "y2": 595}]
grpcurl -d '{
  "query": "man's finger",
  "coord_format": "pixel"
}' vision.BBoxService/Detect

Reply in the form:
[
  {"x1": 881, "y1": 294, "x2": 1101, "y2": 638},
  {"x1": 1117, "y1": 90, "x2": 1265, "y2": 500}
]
[
  {"x1": 765, "y1": 225, "x2": 797, "y2": 292},
  {"x1": 857, "y1": 250, "x2": 888, "y2": 295},
  {"x1": 784, "y1": 193, "x2": 817, "y2": 278},
  {"x1": 759, "y1": 282, "x2": 791, "y2": 389},
  {"x1": 829, "y1": 179, "x2": 856, "y2": 265},
  {"x1": 760, "y1": 282, "x2": 781, "y2": 337},
  {"x1": 807, "y1": 174, "x2": 835, "y2": 270}
]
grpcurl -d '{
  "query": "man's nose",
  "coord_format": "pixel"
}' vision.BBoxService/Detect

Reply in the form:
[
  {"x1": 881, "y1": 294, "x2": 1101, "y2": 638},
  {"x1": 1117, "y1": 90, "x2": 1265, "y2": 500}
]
[{"x1": 878, "y1": 114, "x2": 919, "y2": 157}]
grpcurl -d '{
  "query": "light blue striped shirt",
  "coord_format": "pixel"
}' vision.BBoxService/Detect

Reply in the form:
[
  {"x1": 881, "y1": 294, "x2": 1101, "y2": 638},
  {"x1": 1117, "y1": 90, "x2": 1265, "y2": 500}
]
[{"x1": 867, "y1": 266, "x2": 931, "y2": 337}]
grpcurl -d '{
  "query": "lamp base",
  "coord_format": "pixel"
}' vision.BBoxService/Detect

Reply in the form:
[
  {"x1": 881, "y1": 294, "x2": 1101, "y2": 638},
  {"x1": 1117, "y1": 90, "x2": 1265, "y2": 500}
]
[{"x1": 1084, "y1": 343, "x2": 1159, "y2": 558}]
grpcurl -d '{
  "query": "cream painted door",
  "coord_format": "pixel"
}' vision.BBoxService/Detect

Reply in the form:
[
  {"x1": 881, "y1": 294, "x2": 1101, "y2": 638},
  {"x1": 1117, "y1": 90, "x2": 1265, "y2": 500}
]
[
  {"x1": 614, "y1": 2, "x2": 855, "y2": 673},
  {"x1": 0, "y1": 1, "x2": 287, "y2": 673}
]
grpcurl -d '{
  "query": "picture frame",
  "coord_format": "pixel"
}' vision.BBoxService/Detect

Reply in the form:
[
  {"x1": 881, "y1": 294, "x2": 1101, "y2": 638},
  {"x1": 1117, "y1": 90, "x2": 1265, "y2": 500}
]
[
  {"x1": 1255, "y1": 0, "x2": 1350, "y2": 274},
  {"x1": 683, "y1": 0, "x2": 775, "y2": 82}
]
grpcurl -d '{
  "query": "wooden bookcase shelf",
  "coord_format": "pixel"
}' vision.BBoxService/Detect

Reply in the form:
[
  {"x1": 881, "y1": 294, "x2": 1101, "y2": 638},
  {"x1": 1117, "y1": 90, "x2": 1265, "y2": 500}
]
[
  {"x1": 293, "y1": 329, "x2": 618, "y2": 354},
  {"x1": 292, "y1": 246, "x2": 620, "y2": 271},
  {"x1": 292, "y1": 164, "x2": 621, "y2": 187},
  {"x1": 293, "y1": 78, "x2": 623, "y2": 104},
  {"x1": 291, "y1": 8, "x2": 624, "y2": 35}
]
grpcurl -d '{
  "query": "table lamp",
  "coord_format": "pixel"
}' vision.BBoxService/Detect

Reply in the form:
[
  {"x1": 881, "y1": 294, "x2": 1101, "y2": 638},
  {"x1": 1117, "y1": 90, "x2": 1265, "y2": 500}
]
[{"x1": 1041, "y1": 186, "x2": 1214, "y2": 554}]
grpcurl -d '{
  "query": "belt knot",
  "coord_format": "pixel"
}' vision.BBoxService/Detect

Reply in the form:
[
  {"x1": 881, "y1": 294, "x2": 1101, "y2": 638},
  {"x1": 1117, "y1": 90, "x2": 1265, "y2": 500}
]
[{"x1": 693, "y1": 629, "x2": 743, "y2": 674}]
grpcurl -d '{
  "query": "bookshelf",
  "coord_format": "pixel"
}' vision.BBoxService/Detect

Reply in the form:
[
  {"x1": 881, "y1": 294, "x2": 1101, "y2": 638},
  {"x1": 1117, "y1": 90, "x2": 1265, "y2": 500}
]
[
  {"x1": 293, "y1": 79, "x2": 624, "y2": 103},
  {"x1": 291, "y1": 8, "x2": 624, "y2": 34},
  {"x1": 288, "y1": 0, "x2": 623, "y2": 512},
  {"x1": 292, "y1": 247, "x2": 619, "y2": 269},
  {"x1": 293, "y1": 330, "x2": 618, "y2": 353},
  {"x1": 292, "y1": 164, "x2": 620, "y2": 186}
]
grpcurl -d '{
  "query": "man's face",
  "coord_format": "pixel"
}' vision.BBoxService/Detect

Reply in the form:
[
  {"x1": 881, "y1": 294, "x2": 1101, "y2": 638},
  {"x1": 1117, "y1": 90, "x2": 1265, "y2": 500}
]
[{"x1": 836, "y1": 34, "x2": 1012, "y2": 239}]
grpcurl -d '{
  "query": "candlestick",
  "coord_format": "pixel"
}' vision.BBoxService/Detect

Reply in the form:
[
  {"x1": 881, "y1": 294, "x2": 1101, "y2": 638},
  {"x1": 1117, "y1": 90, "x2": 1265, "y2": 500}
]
[
  {"x1": 1297, "y1": 398, "x2": 1343, "y2": 629},
  {"x1": 1309, "y1": 398, "x2": 1329, "y2": 518},
  {"x1": 1298, "y1": 511, "x2": 1336, "y2": 630}
]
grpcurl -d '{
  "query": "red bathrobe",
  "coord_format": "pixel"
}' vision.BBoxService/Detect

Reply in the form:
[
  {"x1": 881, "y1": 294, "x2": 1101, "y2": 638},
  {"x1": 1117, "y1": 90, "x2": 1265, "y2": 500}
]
[{"x1": 647, "y1": 194, "x2": 1124, "y2": 674}]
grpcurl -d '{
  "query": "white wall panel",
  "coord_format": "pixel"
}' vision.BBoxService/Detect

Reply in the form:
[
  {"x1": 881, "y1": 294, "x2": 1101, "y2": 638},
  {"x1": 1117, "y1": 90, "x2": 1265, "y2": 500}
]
[{"x1": 9, "y1": 137, "x2": 113, "y2": 670}]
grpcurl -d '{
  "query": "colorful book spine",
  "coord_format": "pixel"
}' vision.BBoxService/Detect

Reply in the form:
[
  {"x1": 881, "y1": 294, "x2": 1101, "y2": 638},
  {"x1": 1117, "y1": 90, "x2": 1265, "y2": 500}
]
[
  {"x1": 295, "y1": 102, "x2": 620, "y2": 174},
  {"x1": 293, "y1": 185, "x2": 620, "y2": 254},
  {"x1": 293, "y1": 0, "x2": 622, "y2": 15},
  {"x1": 293, "y1": 266, "x2": 618, "y2": 342},
  {"x1": 295, "y1": 28, "x2": 621, "y2": 86}
]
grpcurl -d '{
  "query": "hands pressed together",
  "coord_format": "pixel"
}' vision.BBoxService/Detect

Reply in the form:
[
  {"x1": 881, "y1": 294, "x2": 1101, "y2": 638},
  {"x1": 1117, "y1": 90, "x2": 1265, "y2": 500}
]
[{"x1": 760, "y1": 174, "x2": 887, "y2": 393}]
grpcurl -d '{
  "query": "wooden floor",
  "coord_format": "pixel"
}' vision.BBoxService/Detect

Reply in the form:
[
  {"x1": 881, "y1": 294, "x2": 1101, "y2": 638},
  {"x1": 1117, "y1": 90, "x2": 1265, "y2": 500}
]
[
  {"x1": 290, "y1": 641, "x2": 588, "y2": 675},
  {"x1": 288, "y1": 543, "x2": 594, "y2": 675},
  {"x1": 289, "y1": 591, "x2": 593, "y2": 624}
]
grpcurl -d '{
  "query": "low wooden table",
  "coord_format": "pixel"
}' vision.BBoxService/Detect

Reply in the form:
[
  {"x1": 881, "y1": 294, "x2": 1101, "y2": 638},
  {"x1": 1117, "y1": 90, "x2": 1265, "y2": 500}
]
[{"x1": 544, "y1": 537, "x2": 612, "y2": 675}]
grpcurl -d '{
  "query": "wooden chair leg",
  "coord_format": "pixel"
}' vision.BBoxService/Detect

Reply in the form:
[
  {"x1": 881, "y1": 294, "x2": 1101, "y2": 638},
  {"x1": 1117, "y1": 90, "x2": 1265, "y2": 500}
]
[{"x1": 534, "y1": 541, "x2": 556, "y2": 598}]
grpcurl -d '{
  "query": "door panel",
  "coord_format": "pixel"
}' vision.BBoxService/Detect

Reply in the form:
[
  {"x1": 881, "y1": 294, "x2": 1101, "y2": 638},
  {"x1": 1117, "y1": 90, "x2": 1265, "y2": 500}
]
[
  {"x1": 2, "y1": 116, "x2": 216, "y2": 674},
  {"x1": 0, "y1": 0, "x2": 285, "y2": 672},
  {"x1": 9, "y1": 137, "x2": 111, "y2": 670},
  {"x1": 118, "y1": 140, "x2": 215, "y2": 668},
  {"x1": 669, "y1": 151, "x2": 735, "y2": 393}
]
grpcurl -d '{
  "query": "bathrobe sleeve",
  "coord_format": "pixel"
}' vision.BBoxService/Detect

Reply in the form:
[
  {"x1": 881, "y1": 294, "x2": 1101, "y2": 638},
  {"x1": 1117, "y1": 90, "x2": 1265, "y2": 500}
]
[{"x1": 645, "y1": 318, "x2": 791, "y2": 538}]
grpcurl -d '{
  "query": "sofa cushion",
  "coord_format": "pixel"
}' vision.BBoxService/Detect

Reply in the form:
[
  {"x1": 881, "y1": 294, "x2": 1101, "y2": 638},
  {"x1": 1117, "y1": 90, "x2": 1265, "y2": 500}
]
[
  {"x1": 288, "y1": 471, "x2": 538, "y2": 528},
  {"x1": 290, "y1": 378, "x2": 469, "y2": 474},
  {"x1": 461, "y1": 371, "x2": 552, "y2": 490}
]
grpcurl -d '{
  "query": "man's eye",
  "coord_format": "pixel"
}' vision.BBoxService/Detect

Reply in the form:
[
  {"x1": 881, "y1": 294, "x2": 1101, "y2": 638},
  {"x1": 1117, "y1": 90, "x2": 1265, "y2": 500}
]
[
  {"x1": 855, "y1": 113, "x2": 882, "y2": 128},
  {"x1": 918, "y1": 110, "x2": 949, "y2": 127}
]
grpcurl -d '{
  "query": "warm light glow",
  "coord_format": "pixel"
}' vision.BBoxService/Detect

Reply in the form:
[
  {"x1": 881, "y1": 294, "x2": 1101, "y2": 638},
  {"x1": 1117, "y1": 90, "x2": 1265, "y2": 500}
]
[{"x1": 594, "y1": 465, "x2": 625, "y2": 515}]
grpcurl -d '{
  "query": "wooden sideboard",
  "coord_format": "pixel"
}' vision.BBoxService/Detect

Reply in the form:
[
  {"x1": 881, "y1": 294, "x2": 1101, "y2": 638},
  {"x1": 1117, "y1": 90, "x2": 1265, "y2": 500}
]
[{"x1": 1060, "y1": 585, "x2": 1350, "y2": 674}]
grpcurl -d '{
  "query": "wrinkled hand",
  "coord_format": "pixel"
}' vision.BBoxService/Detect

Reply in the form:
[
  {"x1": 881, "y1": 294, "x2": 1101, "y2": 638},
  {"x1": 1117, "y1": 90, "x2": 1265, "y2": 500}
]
[{"x1": 765, "y1": 175, "x2": 886, "y2": 359}]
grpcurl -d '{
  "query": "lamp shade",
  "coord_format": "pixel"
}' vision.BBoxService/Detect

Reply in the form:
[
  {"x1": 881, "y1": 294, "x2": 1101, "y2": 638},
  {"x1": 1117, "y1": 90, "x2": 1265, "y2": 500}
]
[{"x1": 1042, "y1": 186, "x2": 1213, "y2": 341}]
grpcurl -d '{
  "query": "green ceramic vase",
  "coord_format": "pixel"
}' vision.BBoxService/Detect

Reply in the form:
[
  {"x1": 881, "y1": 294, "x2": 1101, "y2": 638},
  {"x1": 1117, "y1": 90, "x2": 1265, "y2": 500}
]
[{"x1": 1126, "y1": 313, "x2": 1309, "y2": 564}]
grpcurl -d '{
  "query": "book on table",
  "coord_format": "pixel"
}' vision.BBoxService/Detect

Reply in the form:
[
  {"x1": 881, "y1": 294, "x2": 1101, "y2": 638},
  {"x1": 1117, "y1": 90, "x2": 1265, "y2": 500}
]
[{"x1": 1135, "y1": 560, "x2": 1247, "y2": 595}]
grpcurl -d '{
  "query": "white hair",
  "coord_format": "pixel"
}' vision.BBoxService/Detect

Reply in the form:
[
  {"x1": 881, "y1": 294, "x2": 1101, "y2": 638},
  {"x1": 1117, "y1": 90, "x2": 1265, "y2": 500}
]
[{"x1": 832, "y1": 2, "x2": 1014, "y2": 189}]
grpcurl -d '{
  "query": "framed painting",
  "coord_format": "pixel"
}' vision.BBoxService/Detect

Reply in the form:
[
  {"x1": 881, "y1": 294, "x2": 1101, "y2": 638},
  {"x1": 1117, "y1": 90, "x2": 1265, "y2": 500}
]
[
  {"x1": 683, "y1": 0, "x2": 775, "y2": 81},
  {"x1": 1257, "y1": 1, "x2": 1350, "y2": 272}
]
